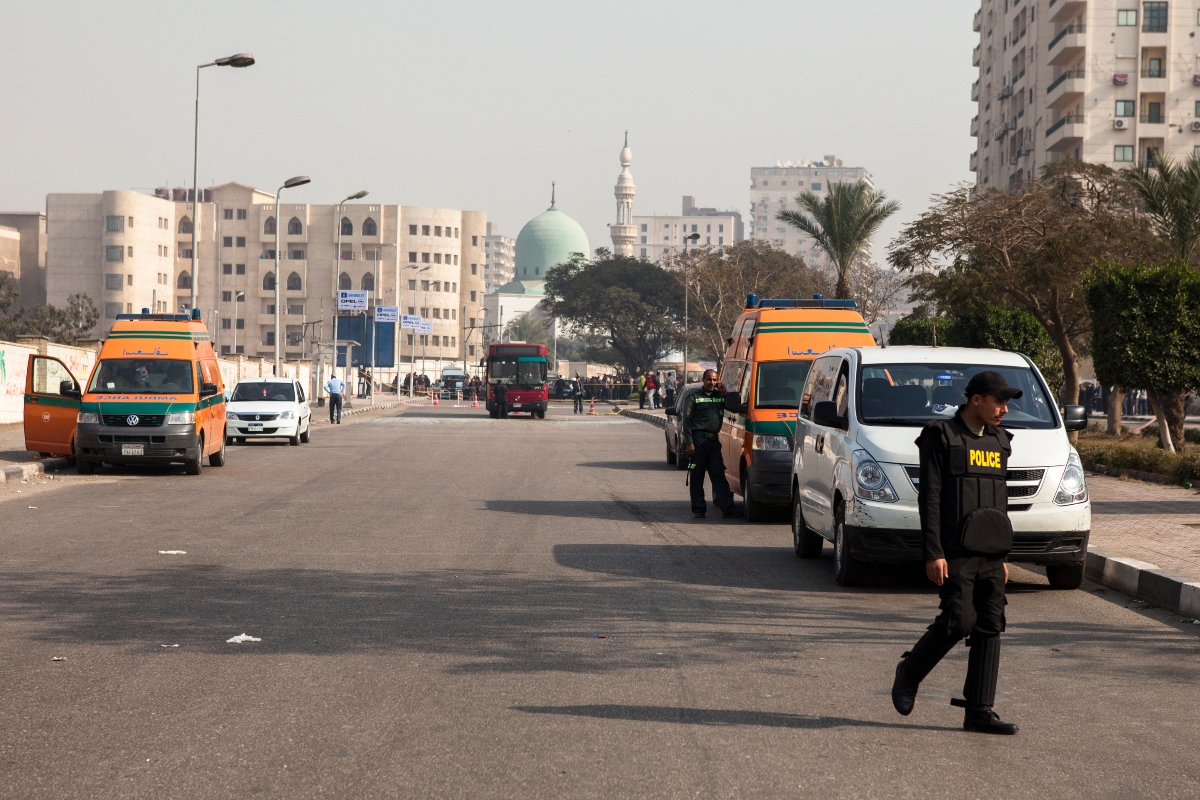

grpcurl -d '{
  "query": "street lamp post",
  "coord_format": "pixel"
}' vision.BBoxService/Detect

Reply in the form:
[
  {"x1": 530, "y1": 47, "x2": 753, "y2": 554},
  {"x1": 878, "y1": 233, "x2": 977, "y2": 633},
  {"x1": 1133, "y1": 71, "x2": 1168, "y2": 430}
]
[
  {"x1": 190, "y1": 53, "x2": 255, "y2": 315},
  {"x1": 273, "y1": 175, "x2": 311, "y2": 374},
  {"x1": 333, "y1": 190, "x2": 368, "y2": 386},
  {"x1": 369, "y1": 242, "x2": 397, "y2": 407},
  {"x1": 682, "y1": 231, "x2": 700, "y2": 383},
  {"x1": 232, "y1": 290, "x2": 245, "y2": 355},
  {"x1": 403, "y1": 265, "x2": 431, "y2": 397}
]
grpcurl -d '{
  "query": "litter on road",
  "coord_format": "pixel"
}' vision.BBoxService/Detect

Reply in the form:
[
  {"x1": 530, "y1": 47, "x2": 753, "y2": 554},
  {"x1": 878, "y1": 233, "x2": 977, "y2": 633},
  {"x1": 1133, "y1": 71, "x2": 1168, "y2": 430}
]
[
  {"x1": 226, "y1": 633, "x2": 261, "y2": 644},
  {"x1": 158, "y1": 550, "x2": 187, "y2": 555},
  {"x1": 160, "y1": 644, "x2": 179, "y2": 648},
  {"x1": 50, "y1": 657, "x2": 66, "y2": 662}
]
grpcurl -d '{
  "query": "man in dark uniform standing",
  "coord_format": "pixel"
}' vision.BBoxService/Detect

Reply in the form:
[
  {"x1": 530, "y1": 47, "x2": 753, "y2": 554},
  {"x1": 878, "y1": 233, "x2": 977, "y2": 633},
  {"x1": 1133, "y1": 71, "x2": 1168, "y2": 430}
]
[
  {"x1": 493, "y1": 380, "x2": 509, "y2": 419},
  {"x1": 683, "y1": 369, "x2": 742, "y2": 520},
  {"x1": 891, "y1": 371, "x2": 1021, "y2": 735}
]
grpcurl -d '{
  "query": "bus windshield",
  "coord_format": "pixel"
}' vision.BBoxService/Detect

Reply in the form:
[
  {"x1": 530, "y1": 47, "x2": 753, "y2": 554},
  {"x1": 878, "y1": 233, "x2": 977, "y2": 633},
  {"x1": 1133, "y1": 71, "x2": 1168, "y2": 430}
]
[
  {"x1": 489, "y1": 357, "x2": 547, "y2": 387},
  {"x1": 88, "y1": 359, "x2": 194, "y2": 394}
]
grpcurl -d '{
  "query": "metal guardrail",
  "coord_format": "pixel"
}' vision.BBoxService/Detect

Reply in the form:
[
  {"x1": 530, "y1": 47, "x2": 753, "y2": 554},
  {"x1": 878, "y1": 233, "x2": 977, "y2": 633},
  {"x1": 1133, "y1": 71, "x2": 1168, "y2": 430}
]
[
  {"x1": 1048, "y1": 24, "x2": 1085, "y2": 51},
  {"x1": 1046, "y1": 114, "x2": 1084, "y2": 136},
  {"x1": 1047, "y1": 69, "x2": 1085, "y2": 94}
]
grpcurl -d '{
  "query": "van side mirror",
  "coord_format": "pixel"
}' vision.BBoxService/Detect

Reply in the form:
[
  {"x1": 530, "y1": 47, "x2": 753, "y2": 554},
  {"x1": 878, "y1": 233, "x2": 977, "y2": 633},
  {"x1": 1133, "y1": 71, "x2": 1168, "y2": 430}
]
[
  {"x1": 724, "y1": 391, "x2": 746, "y2": 414},
  {"x1": 200, "y1": 382, "x2": 219, "y2": 397},
  {"x1": 60, "y1": 380, "x2": 81, "y2": 399},
  {"x1": 664, "y1": 406, "x2": 677, "y2": 417},
  {"x1": 1062, "y1": 404, "x2": 1087, "y2": 431},
  {"x1": 812, "y1": 400, "x2": 847, "y2": 429}
]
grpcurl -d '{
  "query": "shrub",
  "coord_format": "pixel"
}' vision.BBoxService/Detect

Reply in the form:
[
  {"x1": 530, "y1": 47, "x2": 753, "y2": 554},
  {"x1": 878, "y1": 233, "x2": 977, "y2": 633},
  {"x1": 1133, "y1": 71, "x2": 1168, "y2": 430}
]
[{"x1": 1077, "y1": 440, "x2": 1200, "y2": 482}]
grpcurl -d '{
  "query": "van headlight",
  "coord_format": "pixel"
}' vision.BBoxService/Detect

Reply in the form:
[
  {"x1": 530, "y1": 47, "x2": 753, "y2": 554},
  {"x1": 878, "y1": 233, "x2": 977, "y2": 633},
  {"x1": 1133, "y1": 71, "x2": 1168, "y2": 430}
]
[
  {"x1": 166, "y1": 411, "x2": 196, "y2": 425},
  {"x1": 77, "y1": 411, "x2": 100, "y2": 424},
  {"x1": 752, "y1": 434, "x2": 791, "y2": 451},
  {"x1": 853, "y1": 449, "x2": 898, "y2": 502},
  {"x1": 1054, "y1": 451, "x2": 1088, "y2": 505}
]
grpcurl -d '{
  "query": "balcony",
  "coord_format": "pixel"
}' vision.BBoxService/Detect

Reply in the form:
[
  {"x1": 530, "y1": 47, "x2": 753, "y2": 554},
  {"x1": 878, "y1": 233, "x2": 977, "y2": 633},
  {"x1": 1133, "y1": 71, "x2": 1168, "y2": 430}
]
[
  {"x1": 973, "y1": 45, "x2": 981, "y2": 67},
  {"x1": 971, "y1": 79, "x2": 980, "y2": 101},
  {"x1": 998, "y1": 84, "x2": 1014, "y2": 99},
  {"x1": 1045, "y1": 114, "x2": 1085, "y2": 151},
  {"x1": 971, "y1": 115, "x2": 980, "y2": 137},
  {"x1": 1046, "y1": 68, "x2": 1086, "y2": 109},
  {"x1": 1050, "y1": 0, "x2": 1086, "y2": 23},
  {"x1": 1048, "y1": 24, "x2": 1086, "y2": 66},
  {"x1": 1139, "y1": 113, "x2": 1166, "y2": 124},
  {"x1": 973, "y1": 9, "x2": 981, "y2": 32},
  {"x1": 970, "y1": 151, "x2": 979, "y2": 172}
]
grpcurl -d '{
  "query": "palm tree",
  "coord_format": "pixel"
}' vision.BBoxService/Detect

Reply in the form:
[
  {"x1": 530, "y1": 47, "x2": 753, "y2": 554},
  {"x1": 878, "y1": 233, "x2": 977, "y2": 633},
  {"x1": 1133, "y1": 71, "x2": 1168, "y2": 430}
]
[
  {"x1": 1126, "y1": 151, "x2": 1200, "y2": 265},
  {"x1": 777, "y1": 181, "x2": 899, "y2": 299}
]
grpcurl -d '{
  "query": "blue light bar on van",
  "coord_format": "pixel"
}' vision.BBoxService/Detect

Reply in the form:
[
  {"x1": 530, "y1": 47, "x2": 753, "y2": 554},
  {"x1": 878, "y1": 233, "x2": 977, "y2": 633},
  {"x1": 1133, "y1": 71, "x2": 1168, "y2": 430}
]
[
  {"x1": 114, "y1": 313, "x2": 194, "y2": 321},
  {"x1": 748, "y1": 298, "x2": 859, "y2": 310}
]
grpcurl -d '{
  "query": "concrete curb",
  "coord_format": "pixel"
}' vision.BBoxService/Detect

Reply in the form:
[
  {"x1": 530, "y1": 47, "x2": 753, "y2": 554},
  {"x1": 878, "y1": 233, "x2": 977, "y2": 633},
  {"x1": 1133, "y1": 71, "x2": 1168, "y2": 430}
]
[
  {"x1": 620, "y1": 409, "x2": 667, "y2": 429},
  {"x1": 311, "y1": 400, "x2": 405, "y2": 425},
  {"x1": 0, "y1": 457, "x2": 72, "y2": 485},
  {"x1": 1085, "y1": 546, "x2": 1200, "y2": 618},
  {"x1": 1088, "y1": 465, "x2": 1181, "y2": 486}
]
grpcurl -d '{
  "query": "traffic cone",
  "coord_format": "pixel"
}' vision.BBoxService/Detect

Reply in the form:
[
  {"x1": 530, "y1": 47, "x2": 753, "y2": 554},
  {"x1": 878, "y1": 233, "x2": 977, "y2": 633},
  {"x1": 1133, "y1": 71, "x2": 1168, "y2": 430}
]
[
  {"x1": 588, "y1": 398, "x2": 597, "y2": 415},
  {"x1": 433, "y1": 391, "x2": 440, "y2": 406}
]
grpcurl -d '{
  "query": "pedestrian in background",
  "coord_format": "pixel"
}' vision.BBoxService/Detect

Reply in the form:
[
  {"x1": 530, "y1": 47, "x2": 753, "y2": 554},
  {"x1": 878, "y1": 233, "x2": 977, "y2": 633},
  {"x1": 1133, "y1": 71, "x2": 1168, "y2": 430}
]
[
  {"x1": 646, "y1": 372, "x2": 658, "y2": 409},
  {"x1": 573, "y1": 374, "x2": 584, "y2": 414},
  {"x1": 890, "y1": 371, "x2": 1020, "y2": 735},
  {"x1": 324, "y1": 372, "x2": 345, "y2": 424},
  {"x1": 682, "y1": 369, "x2": 741, "y2": 519},
  {"x1": 493, "y1": 380, "x2": 509, "y2": 419},
  {"x1": 664, "y1": 372, "x2": 677, "y2": 409},
  {"x1": 638, "y1": 371, "x2": 647, "y2": 409}
]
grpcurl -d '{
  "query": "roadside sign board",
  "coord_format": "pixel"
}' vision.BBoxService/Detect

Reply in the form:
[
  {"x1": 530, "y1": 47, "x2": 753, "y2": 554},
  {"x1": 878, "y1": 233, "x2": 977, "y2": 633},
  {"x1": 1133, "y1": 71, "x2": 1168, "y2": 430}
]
[
  {"x1": 401, "y1": 314, "x2": 422, "y2": 329},
  {"x1": 416, "y1": 321, "x2": 433, "y2": 334},
  {"x1": 337, "y1": 290, "x2": 368, "y2": 311},
  {"x1": 375, "y1": 305, "x2": 398, "y2": 323}
]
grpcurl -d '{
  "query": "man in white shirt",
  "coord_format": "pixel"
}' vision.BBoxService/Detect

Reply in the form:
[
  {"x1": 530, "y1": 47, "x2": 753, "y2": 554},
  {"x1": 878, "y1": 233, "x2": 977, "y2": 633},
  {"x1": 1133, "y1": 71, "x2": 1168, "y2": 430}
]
[{"x1": 324, "y1": 373, "x2": 346, "y2": 424}]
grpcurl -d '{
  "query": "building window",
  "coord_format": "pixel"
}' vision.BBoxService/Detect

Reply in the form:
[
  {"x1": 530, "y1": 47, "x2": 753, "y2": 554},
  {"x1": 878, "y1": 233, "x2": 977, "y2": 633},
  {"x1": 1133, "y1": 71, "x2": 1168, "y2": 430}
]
[
  {"x1": 223, "y1": 236, "x2": 233, "y2": 247},
  {"x1": 105, "y1": 215, "x2": 125, "y2": 233},
  {"x1": 422, "y1": 252, "x2": 430, "y2": 263},
  {"x1": 220, "y1": 345, "x2": 231, "y2": 354},
  {"x1": 408, "y1": 280, "x2": 417, "y2": 289},
  {"x1": 221, "y1": 318, "x2": 231, "y2": 329},
  {"x1": 407, "y1": 334, "x2": 414, "y2": 345},
  {"x1": 337, "y1": 272, "x2": 350, "y2": 290},
  {"x1": 640, "y1": 248, "x2": 647, "y2": 257},
  {"x1": 471, "y1": 263, "x2": 477, "y2": 275},
  {"x1": 434, "y1": 253, "x2": 442, "y2": 264},
  {"x1": 177, "y1": 271, "x2": 192, "y2": 289},
  {"x1": 468, "y1": 345, "x2": 475, "y2": 356},
  {"x1": 236, "y1": 236, "x2": 245, "y2": 248},
  {"x1": 222, "y1": 291, "x2": 232, "y2": 302},
  {"x1": 434, "y1": 226, "x2": 442, "y2": 236},
  {"x1": 640, "y1": 223, "x2": 647, "y2": 232},
  {"x1": 471, "y1": 235, "x2": 478, "y2": 246},
  {"x1": 432, "y1": 335, "x2": 440, "y2": 346},
  {"x1": 422, "y1": 225, "x2": 430, "y2": 235},
  {"x1": 1114, "y1": 145, "x2": 1135, "y2": 162},
  {"x1": 409, "y1": 224, "x2": 418, "y2": 235},
  {"x1": 290, "y1": 249, "x2": 305, "y2": 260},
  {"x1": 421, "y1": 280, "x2": 429, "y2": 291},
  {"x1": 341, "y1": 217, "x2": 353, "y2": 236},
  {"x1": 236, "y1": 263, "x2": 246, "y2": 275},
  {"x1": 237, "y1": 208, "x2": 247, "y2": 220},
  {"x1": 407, "y1": 252, "x2": 416, "y2": 263},
  {"x1": 1145, "y1": 58, "x2": 1164, "y2": 78},
  {"x1": 286, "y1": 272, "x2": 302, "y2": 291},
  {"x1": 221, "y1": 263, "x2": 232, "y2": 275},
  {"x1": 1118, "y1": 9, "x2": 1137, "y2": 25},
  {"x1": 454, "y1": 228, "x2": 459, "y2": 238},
  {"x1": 105, "y1": 246, "x2": 124, "y2": 262},
  {"x1": 264, "y1": 217, "x2": 276, "y2": 235},
  {"x1": 104, "y1": 273, "x2": 123, "y2": 290},
  {"x1": 236, "y1": 319, "x2": 244, "y2": 330},
  {"x1": 127, "y1": 246, "x2": 134, "y2": 257},
  {"x1": 287, "y1": 217, "x2": 303, "y2": 235},
  {"x1": 718, "y1": 237, "x2": 724, "y2": 245},
  {"x1": 1143, "y1": 2, "x2": 1167, "y2": 31},
  {"x1": 719, "y1": 224, "x2": 724, "y2": 232},
  {"x1": 362, "y1": 217, "x2": 377, "y2": 236},
  {"x1": 178, "y1": 216, "x2": 193, "y2": 234},
  {"x1": 1116, "y1": 100, "x2": 1135, "y2": 117},
  {"x1": 361, "y1": 273, "x2": 374, "y2": 291},
  {"x1": 104, "y1": 302, "x2": 121, "y2": 318},
  {"x1": 263, "y1": 272, "x2": 275, "y2": 290},
  {"x1": 265, "y1": 331, "x2": 275, "y2": 346},
  {"x1": 223, "y1": 208, "x2": 233, "y2": 220}
]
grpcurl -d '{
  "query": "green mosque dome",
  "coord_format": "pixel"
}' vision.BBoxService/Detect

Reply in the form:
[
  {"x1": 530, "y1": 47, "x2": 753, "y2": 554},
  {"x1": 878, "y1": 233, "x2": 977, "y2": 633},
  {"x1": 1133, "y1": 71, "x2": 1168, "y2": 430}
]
[{"x1": 514, "y1": 188, "x2": 590, "y2": 280}]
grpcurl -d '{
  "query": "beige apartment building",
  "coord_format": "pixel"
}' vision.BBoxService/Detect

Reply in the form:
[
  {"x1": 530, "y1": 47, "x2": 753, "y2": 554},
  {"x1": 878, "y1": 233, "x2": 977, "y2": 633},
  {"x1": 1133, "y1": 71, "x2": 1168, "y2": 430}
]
[
  {"x1": 633, "y1": 196, "x2": 743, "y2": 264},
  {"x1": 0, "y1": 212, "x2": 48, "y2": 307},
  {"x1": 749, "y1": 157, "x2": 872, "y2": 268},
  {"x1": 483, "y1": 222, "x2": 515, "y2": 293},
  {"x1": 972, "y1": 1, "x2": 1200, "y2": 188},
  {"x1": 44, "y1": 184, "x2": 486, "y2": 366}
]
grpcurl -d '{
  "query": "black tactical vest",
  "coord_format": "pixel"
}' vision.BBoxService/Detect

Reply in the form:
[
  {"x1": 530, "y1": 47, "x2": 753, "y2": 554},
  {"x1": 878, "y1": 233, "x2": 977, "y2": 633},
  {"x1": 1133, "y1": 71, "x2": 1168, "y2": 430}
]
[{"x1": 944, "y1": 422, "x2": 1014, "y2": 557}]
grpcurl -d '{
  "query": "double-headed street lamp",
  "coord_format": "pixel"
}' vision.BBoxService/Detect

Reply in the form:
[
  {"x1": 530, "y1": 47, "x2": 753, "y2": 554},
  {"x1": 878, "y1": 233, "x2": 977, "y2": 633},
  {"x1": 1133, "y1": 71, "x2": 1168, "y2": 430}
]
[
  {"x1": 190, "y1": 53, "x2": 255, "y2": 314},
  {"x1": 273, "y1": 175, "x2": 312, "y2": 373},
  {"x1": 681, "y1": 231, "x2": 700, "y2": 383},
  {"x1": 333, "y1": 190, "x2": 369, "y2": 384}
]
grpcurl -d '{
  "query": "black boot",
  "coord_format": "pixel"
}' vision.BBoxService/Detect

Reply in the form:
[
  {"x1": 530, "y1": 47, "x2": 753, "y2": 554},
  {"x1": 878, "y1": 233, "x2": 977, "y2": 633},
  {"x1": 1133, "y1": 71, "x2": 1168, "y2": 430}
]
[
  {"x1": 892, "y1": 626, "x2": 958, "y2": 716},
  {"x1": 962, "y1": 635, "x2": 1018, "y2": 734}
]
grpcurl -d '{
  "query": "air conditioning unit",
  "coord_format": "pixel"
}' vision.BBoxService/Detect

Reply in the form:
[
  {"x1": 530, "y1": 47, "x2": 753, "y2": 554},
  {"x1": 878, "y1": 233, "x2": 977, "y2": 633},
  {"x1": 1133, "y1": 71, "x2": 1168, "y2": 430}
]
[
  {"x1": 1114, "y1": 118, "x2": 1129, "y2": 130},
  {"x1": 1190, "y1": 120, "x2": 1200, "y2": 132}
]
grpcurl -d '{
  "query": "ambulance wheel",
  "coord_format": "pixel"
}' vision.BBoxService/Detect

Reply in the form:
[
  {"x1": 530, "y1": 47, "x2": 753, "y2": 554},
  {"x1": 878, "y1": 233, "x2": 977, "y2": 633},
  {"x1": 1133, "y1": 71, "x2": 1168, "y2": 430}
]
[
  {"x1": 76, "y1": 458, "x2": 96, "y2": 475},
  {"x1": 1045, "y1": 562, "x2": 1084, "y2": 590},
  {"x1": 209, "y1": 435, "x2": 226, "y2": 467},
  {"x1": 833, "y1": 502, "x2": 869, "y2": 586},
  {"x1": 742, "y1": 466, "x2": 767, "y2": 522},
  {"x1": 185, "y1": 437, "x2": 203, "y2": 476},
  {"x1": 793, "y1": 489, "x2": 823, "y2": 558}
]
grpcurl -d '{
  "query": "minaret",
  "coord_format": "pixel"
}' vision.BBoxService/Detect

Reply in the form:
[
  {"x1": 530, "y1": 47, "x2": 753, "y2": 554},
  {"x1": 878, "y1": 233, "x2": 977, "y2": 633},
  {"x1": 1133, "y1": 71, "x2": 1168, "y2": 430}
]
[{"x1": 611, "y1": 132, "x2": 636, "y2": 257}]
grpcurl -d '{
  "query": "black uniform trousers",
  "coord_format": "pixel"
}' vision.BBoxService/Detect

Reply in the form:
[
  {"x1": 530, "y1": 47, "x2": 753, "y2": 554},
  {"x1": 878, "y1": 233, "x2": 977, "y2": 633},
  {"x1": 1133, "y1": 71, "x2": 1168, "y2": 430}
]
[
  {"x1": 574, "y1": 394, "x2": 584, "y2": 413},
  {"x1": 689, "y1": 436, "x2": 735, "y2": 515}
]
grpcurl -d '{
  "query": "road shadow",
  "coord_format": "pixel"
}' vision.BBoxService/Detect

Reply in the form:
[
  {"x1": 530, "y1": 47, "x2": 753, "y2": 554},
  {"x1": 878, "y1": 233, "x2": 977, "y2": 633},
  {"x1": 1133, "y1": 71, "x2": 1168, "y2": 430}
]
[
  {"x1": 576, "y1": 461, "x2": 669, "y2": 472},
  {"x1": 487, "y1": 499, "x2": 709, "y2": 524},
  {"x1": 1091, "y1": 500, "x2": 1200, "y2": 515},
  {"x1": 512, "y1": 704, "x2": 956, "y2": 732}
]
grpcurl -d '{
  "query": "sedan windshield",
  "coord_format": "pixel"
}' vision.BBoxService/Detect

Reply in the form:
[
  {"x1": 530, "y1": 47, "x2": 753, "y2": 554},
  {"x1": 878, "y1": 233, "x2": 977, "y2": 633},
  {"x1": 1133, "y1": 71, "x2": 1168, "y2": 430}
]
[
  {"x1": 756, "y1": 360, "x2": 813, "y2": 409},
  {"x1": 88, "y1": 359, "x2": 194, "y2": 394},
  {"x1": 488, "y1": 356, "x2": 547, "y2": 387},
  {"x1": 859, "y1": 364, "x2": 1057, "y2": 429},
  {"x1": 232, "y1": 382, "x2": 296, "y2": 402}
]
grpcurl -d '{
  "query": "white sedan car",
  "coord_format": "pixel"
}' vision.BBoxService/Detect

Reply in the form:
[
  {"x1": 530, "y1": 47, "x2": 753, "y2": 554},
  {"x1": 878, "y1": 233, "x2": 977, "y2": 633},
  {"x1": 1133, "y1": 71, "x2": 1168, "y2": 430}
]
[{"x1": 225, "y1": 377, "x2": 312, "y2": 446}]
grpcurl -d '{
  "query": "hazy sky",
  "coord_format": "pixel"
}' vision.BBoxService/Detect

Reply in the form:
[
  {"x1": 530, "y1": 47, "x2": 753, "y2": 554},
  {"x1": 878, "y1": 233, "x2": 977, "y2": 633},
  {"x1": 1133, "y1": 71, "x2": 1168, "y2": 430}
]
[{"x1": 2, "y1": 1, "x2": 975, "y2": 257}]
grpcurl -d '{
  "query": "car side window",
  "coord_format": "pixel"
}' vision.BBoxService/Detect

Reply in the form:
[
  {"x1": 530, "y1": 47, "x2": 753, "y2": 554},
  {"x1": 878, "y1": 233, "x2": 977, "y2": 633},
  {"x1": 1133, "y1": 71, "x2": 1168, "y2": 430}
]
[
  {"x1": 719, "y1": 361, "x2": 745, "y2": 395},
  {"x1": 833, "y1": 364, "x2": 850, "y2": 418},
  {"x1": 800, "y1": 356, "x2": 839, "y2": 418},
  {"x1": 295, "y1": 382, "x2": 306, "y2": 403}
]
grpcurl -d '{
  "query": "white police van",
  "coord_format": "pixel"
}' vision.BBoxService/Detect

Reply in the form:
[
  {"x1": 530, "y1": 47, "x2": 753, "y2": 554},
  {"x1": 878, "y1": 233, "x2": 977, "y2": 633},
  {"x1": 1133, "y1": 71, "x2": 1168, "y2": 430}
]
[{"x1": 789, "y1": 346, "x2": 1090, "y2": 589}]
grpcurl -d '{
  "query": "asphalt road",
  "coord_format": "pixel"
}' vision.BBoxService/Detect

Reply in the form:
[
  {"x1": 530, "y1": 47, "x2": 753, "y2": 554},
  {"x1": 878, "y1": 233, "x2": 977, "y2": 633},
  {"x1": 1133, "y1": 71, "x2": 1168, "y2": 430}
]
[{"x1": 1, "y1": 404, "x2": 1198, "y2": 799}]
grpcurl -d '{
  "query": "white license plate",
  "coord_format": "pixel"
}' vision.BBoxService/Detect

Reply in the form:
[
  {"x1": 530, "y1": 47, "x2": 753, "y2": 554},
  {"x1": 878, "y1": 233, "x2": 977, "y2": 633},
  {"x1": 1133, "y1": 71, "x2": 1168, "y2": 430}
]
[
  {"x1": 248, "y1": 423, "x2": 264, "y2": 432},
  {"x1": 121, "y1": 444, "x2": 144, "y2": 456}
]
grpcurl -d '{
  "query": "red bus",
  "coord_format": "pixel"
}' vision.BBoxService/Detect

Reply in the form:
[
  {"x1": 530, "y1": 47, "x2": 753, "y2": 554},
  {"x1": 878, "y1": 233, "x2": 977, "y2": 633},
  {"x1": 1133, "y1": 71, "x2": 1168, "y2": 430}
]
[{"x1": 483, "y1": 342, "x2": 549, "y2": 418}]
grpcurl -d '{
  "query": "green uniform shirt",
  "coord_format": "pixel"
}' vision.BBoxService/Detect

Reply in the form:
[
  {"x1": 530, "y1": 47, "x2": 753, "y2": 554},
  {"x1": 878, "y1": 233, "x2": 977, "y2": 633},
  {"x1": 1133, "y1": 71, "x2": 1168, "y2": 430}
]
[{"x1": 682, "y1": 390, "x2": 725, "y2": 445}]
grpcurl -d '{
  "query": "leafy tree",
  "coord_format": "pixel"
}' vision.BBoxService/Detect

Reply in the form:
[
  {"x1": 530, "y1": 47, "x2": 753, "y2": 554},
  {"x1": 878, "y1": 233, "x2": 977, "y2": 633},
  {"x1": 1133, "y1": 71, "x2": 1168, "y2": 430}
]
[
  {"x1": 777, "y1": 181, "x2": 899, "y2": 299},
  {"x1": 0, "y1": 273, "x2": 20, "y2": 341},
  {"x1": 504, "y1": 312, "x2": 549, "y2": 344},
  {"x1": 1126, "y1": 151, "x2": 1200, "y2": 265},
  {"x1": 669, "y1": 240, "x2": 826, "y2": 366},
  {"x1": 0, "y1": 276, "x2": 99, "y2": 345},
  {"x1": 542, "y1": 250, "x2": 680, "y2": 376},
  {"x1": 1085, "y1": 260, "x2": 1200, "y2": 451},
  {"x1": 889, "y1": 162, "x2": 1166, "y2": 407}
]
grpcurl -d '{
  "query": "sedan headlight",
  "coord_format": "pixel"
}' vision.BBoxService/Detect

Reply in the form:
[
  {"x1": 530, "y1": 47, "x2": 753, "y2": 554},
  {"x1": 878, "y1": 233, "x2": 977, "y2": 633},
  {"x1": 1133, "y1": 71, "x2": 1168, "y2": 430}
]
[
  {"x1": 77, "y1": 411, "x2": 100, "y2": 424},
  {"x1": 166, "y1": 410, "x2": 196, "y2": 425},
  {"x1": 852, "y1": 449, "x2": 898, "y2": 503},
  {"x1": 226, "y1": 412, "x2": 239, "y2": 421},
  {"x1": 1054, "y1": 451, "x2": 1088, "y2": 505},
  {"x1": 278, "y1": 410, "x2": 294, "y2": 420},
  {"x1": 752, "y1": 434, "x2": 792, "y2": 451}
]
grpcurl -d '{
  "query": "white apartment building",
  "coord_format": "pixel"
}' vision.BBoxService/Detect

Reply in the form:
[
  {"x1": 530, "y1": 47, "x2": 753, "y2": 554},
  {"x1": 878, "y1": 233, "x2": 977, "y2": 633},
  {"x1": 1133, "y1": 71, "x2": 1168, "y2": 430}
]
[
  {"x1": 749, "y1": 157, "x2": 872, "y2": 268},
  {"x1": 972, "y1": 1, "x2": 1200, "y2": 188},
  {"x1": 44, "y1": 185, "x2": 486, "y2": 366},
  {"x1": 483, "y1": 221, "x2": 515, "y2": 293},
  {"x1": 633, "y1": 196, "x2": 743, "y2": 263}
]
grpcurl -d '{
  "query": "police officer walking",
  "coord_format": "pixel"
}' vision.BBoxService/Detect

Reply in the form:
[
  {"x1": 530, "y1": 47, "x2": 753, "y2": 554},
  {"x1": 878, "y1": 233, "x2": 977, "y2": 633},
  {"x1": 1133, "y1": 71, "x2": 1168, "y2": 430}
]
[
  {"x1": 891, "y1": 371, "x2": 1021, "y2": 735},
  {"x1": 682, "y1": 369, "x2": 741, "y2": 520}
]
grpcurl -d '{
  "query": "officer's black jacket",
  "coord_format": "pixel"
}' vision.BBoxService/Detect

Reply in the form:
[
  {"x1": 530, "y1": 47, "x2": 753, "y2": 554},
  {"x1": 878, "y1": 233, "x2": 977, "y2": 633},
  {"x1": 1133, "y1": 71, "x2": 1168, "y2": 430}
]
[{"x1": 915, "y1": 410, "x2": 1014, "y2": 560}]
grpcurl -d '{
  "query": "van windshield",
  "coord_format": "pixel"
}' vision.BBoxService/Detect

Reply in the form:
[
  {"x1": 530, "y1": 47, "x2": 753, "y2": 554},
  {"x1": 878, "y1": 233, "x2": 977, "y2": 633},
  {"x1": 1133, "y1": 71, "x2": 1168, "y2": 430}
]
[
  {"x1": 858, "y1": 364, "x2": 1057, "y2": 429},
  {"x1": 756, "y1": 361, "x2": 813, "y2": 409},
  {"x1": 88, "y1": 359, "x2": 195, "y2": 394},
  {"x1": 232, "y1": 382, "x2": 295, "y2": 402}
]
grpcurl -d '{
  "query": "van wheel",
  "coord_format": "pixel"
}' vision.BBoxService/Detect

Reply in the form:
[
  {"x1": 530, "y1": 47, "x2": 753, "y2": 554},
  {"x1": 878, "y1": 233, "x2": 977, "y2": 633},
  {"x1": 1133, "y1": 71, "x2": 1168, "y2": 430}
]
[
  {"x1": 300, "y1": 422, "x2": 310, "y2": 444},
  {"x1": 209, "y1": 435, "x2": 226, "y2": 467},
  {"x1": 742, "y1": 466, "x2": 768, "y2": 522},
  {"x1": 77, "y1": 458, "x2": 96, "y2": 475},
  {"x1": 793, "y1": 489, "x2": 824, "y2": 558},
  {"x1": 185, "y1": 436, "x2": 203, "y2": 476},
  {"x1": 1045, "y1": 563, "x2": 1084, "y2": 590},
  {"x1": 833, "y1": 502, "x2": 869, "y2": 586}
]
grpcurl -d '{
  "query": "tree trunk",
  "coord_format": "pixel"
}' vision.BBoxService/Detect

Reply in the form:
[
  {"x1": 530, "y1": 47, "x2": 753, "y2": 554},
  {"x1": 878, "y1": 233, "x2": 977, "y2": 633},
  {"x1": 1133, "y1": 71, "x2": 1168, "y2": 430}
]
[
  {"x1": 1147, "y1": 390, "x2": 1176, "y2": 453},
  {"x1": 835, "y1": 270, "x2": 850, "y2": 300},
  {"x1": 1044, "y1": 323, "x2": 1080, "y2": 441},
  {"x1": 1106, "y1": 387, "x2": 1125, "y2": 436},
  {"x1": 1158, "y1": 390, "x2": 1187, "y2": 451}
]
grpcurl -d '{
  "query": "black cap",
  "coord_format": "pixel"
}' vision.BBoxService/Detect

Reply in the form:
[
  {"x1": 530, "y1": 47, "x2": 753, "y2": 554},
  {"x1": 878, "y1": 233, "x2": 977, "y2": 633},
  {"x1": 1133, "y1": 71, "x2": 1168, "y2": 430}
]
[{"x1": 965, "y1": 370, "x2": 1023, "y2": 401}]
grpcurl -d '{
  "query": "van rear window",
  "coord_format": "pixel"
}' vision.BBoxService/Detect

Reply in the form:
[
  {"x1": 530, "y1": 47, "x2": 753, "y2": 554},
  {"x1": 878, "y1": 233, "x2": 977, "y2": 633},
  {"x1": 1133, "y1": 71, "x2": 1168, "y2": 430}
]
[{"x1": 88, "y1": 359, "x2": 195, "y2": 394}]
